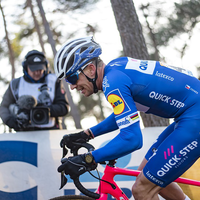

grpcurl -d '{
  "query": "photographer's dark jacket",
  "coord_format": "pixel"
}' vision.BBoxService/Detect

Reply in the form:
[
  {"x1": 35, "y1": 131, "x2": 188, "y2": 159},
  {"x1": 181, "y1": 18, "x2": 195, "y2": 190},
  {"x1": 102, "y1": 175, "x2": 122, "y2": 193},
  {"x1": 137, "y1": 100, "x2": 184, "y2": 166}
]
[{"x1": 0, "y1": 73, "x2": 69, "y2": 131}]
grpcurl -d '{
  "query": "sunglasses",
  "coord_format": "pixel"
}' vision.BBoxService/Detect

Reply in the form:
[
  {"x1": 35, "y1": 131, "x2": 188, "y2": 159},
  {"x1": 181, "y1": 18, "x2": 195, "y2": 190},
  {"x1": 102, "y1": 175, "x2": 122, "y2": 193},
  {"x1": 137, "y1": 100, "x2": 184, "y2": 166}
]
[
  {"x1": 65, "y1": 70, "x2": 81, "y2": 85},
  {"x1": 65, "y1": 62, "x2": 92, "y2": 85}
]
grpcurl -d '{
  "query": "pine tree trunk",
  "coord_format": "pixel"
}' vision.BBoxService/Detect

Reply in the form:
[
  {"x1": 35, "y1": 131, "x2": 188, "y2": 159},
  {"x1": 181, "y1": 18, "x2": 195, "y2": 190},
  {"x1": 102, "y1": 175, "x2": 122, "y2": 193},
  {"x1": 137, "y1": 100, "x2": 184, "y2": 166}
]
[
  {"x1": 27, "y1": 0, "x2": 46, "y2": 53},
  {"x1": 0, "y1": 3, "x2": 15, "y2": 80},
  {"x1": 110, "y1": 0, "x2": 169, "y2": 127},
  {"x1": 36, "y1": 0, "x2": 57, "y2": 56},
  {"x1": 36, "y1": 0, "x2": 82, "y2": 129}
]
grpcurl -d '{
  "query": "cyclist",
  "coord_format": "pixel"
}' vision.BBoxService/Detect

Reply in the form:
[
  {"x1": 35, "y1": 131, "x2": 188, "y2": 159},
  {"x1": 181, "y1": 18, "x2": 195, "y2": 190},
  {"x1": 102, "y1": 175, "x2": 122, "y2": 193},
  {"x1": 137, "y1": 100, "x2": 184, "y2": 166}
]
[{"x1": 54, "y1": 36, "x2": 198, "y2": 200}]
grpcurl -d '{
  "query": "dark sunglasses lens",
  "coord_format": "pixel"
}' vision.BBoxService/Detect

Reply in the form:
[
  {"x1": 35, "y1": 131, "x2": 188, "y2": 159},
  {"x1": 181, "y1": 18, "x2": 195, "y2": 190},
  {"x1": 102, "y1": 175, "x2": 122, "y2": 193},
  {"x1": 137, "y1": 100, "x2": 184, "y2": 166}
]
[{"x1": 65, "y1": 74, "x2": 78, "y2": 85}]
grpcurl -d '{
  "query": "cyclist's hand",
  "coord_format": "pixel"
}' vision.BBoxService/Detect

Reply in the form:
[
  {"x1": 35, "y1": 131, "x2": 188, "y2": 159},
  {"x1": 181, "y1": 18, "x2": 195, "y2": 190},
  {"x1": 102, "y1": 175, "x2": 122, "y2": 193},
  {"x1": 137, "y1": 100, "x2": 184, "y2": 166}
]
[
  {"x1": 60, "y1": 131, "x2": 91, "y2": 148},
  {"x1": 57, "y1": 153, "x2": 97, "y2": 179}
]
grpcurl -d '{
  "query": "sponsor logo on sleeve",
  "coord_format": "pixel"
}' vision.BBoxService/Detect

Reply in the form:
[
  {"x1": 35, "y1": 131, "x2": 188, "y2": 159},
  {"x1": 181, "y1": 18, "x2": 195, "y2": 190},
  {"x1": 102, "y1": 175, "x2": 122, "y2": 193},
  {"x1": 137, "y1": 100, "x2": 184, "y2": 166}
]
[
  {"x1": 108, "y1": 94, "x2": 125, "y2": 115},
  {"x1": 107, "y1": 89, "x2": 130, "y2": 116},
  {"x1": 116, "y1": 112, "x2": 139, "y2": 129}
]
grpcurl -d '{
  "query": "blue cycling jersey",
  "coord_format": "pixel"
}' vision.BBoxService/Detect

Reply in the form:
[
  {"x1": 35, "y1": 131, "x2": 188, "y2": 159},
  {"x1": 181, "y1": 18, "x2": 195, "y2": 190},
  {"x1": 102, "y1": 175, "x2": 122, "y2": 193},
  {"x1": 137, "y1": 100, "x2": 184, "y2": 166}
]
[
  {"x1": 104, "y1": 57, "x2": 199, "y2": 118},
  {"x1": 91, "y1": 57, "x2": 200, "y2": 187}
]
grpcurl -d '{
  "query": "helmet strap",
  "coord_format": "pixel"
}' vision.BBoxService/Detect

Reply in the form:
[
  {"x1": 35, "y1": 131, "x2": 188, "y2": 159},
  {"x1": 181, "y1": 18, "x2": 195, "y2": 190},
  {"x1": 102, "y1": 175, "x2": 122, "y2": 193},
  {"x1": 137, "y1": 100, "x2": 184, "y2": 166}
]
[{"x1": 80, "y1": 58, "x2": 98, "y2": 93}]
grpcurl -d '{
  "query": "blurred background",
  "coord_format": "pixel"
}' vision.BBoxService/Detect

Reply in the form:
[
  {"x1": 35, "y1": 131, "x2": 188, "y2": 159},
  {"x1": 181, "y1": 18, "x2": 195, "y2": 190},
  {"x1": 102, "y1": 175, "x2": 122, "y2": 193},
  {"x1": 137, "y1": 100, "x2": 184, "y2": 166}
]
[{"x1": 1, "y1": 0, "x2": 200, "y2": 132}]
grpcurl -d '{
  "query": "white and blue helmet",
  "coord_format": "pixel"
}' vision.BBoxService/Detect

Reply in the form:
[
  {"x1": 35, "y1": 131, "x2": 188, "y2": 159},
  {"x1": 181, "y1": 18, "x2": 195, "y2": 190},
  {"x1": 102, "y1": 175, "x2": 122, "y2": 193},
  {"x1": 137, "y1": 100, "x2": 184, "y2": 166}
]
[{"x1": 54, "y1": 36, "x2": 102, "y2": 80}]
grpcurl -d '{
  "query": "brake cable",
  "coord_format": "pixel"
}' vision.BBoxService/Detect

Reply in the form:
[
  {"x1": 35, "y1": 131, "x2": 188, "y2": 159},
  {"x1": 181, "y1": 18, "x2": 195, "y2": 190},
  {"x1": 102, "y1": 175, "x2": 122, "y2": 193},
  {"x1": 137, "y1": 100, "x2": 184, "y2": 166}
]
[{"x1": 88, "y1": 169, "x2": 116, "y2": 189}]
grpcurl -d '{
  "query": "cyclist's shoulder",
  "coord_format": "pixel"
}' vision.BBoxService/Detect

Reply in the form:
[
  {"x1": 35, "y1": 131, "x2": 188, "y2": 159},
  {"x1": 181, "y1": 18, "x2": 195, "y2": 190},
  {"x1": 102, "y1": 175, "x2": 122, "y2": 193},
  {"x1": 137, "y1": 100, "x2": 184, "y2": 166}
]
[
  {"x1": 156, "y1": 61, "x2": 194, "y2": 77},
  {"x1": 104, "y1": 57, "x2": 130, "y2": 77},
  {"x1": 106, "y1": 57, "x2": 128, "y2": 67}
]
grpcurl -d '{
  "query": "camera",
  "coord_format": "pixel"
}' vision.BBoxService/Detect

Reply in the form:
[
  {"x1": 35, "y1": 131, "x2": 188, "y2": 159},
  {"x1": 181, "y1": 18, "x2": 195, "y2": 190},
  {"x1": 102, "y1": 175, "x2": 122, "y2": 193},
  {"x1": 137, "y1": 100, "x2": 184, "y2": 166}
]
[{"x1": 30, "y1": 106, "x2": 50, "y2": 125}]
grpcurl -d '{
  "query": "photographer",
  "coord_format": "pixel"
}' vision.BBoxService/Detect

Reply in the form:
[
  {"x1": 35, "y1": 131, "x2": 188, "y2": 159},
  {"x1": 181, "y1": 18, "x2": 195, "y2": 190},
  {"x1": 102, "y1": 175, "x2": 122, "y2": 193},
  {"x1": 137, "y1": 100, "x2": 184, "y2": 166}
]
[{"x1": 0, "y1": 50, "x2": 69, "y2": 131}]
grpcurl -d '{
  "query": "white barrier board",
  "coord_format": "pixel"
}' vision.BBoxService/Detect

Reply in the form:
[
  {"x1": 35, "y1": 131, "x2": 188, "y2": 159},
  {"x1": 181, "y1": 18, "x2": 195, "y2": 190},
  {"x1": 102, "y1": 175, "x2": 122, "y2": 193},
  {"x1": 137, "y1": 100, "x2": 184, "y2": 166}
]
[{"x1": 0, "y1": 127, "x2": 166, "y2": 200}]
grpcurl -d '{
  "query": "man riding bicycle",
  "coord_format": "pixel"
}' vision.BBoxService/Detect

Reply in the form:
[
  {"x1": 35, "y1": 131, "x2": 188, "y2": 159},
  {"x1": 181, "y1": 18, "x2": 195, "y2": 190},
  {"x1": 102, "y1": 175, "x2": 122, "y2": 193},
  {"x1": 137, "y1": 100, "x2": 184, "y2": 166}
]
[{"x1": 54, "y1": 36, "x2": 199, "y2": 200}]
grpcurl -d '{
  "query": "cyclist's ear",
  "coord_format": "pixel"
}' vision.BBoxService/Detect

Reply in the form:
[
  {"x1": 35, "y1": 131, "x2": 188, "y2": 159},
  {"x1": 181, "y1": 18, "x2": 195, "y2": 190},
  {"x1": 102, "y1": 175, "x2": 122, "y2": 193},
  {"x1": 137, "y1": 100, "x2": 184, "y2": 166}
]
[{"x1": 85, "y1": 63, "x2": 96, "y2": 76}]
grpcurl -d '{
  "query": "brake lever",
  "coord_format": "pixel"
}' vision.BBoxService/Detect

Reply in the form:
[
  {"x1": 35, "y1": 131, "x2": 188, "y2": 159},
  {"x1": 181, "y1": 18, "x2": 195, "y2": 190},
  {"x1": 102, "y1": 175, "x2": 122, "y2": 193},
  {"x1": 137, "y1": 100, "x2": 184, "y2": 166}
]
[
  {"x1": 62, "y1": 146, "x2": 68, "y2": 158},
  {"x1": 68, "y1": 142, "x2": 95, "y2": 156},
  {"x1": 59, "y1": 171, "x2": 68, "y2": 190},
  {"x1": 59, "y1": 141, "x2": 95, "y2": 190}
]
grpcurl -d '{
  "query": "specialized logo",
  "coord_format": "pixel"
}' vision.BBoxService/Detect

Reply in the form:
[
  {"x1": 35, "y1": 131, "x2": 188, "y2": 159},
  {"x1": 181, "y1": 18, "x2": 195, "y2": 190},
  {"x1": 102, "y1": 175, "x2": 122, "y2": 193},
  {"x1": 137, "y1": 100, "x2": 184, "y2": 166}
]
[
  {"x1": 149, "y1": 91, "x2": 185, "y2": 109},
  {"x1": 157, "y1": 140, "x2": 198, "y2": 177},
  {"x1": 108, "y1": 94, "x2": 125, "y2": 115},
  {"x1": 116, "y1": 112, "x2": 139, "y2": 129},
  {"x1": 103, "y1": 76, "x2": 110, "y2": 93},
  {"x1": 117, "y1": 117, "x2": 130, "y2": 129},
  {"x1": 125, "y1": 57, "x2": 156, "y2": 75}
]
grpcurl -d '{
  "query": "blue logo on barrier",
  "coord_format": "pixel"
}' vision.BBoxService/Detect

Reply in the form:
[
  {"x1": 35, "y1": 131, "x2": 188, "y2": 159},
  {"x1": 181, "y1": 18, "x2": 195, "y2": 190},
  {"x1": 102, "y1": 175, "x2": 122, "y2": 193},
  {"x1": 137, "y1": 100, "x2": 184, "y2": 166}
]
[{"x1": 0, "y1": 141, "x2": 38, "y2": 200}]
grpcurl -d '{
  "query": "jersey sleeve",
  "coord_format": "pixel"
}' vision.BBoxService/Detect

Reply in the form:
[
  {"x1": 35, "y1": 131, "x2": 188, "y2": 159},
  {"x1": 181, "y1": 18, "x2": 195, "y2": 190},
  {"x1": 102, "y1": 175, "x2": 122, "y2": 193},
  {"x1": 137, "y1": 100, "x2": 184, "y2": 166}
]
[
  {"x1": 90, "y1": 113, "x2": 119, "y2": 137},
  {"x1": 104, "y1": 70, "x2": 140, "y2": 129},
  {"x1": 92, "y1": 69, "x2": 143, "y2": 162}
]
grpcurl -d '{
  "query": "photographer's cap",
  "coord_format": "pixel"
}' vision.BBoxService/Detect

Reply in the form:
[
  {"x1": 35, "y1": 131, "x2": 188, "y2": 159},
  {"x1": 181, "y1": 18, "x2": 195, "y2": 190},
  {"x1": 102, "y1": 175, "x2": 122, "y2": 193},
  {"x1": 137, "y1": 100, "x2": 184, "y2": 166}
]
[{"x1": 27, "y1": 55, "x2": 46, "y2": 71}]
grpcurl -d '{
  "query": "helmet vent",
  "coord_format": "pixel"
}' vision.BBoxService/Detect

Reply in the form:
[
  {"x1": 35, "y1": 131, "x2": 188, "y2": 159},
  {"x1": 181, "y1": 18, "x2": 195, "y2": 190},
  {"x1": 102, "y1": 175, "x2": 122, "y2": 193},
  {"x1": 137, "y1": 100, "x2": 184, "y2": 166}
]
[
  {"x1": 58, "y1": 72, "x2": 64, "y2": 79},
  {"x1": 54, "y1": 36, "x2": 102, "y2": 80}
]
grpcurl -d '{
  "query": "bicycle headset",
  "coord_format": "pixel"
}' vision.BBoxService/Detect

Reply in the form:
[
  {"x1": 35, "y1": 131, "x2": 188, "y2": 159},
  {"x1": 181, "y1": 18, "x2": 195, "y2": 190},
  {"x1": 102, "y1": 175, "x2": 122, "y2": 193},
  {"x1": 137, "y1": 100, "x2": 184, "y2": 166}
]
[{"x1": 54, "y1": 36, "x2": 102, "y2": 93}]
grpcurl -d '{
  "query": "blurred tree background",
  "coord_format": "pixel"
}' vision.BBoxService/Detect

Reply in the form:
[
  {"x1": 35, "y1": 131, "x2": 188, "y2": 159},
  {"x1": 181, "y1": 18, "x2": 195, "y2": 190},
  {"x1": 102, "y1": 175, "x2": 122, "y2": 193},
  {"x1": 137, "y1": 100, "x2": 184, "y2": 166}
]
[{"x1": 1, "y1": 0, "x2": 200, "y2": 132}]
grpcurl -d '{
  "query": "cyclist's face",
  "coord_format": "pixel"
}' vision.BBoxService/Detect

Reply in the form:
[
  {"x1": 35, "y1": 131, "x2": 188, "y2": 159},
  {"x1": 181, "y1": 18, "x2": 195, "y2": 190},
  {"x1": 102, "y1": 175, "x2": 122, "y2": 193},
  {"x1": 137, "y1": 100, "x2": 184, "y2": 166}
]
[
  {"x1": 70, "y1": 67, "x2": 94, "y2": 97},
  {"x1": 27, "y1": 66, "x2": 44, "y2": 81}
]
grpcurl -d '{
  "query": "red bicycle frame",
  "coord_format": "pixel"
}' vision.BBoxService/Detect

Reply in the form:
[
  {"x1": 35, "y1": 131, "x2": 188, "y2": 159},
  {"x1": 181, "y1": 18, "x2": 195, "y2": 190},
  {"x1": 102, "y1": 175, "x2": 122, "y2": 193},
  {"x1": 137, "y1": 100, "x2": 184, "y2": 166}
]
[
  {"x1": 96, "y1": 164, "x2": 200, "y2": 200},
  {"x1": 59, "y1": 141, "x2": 200, "y2": 199}
]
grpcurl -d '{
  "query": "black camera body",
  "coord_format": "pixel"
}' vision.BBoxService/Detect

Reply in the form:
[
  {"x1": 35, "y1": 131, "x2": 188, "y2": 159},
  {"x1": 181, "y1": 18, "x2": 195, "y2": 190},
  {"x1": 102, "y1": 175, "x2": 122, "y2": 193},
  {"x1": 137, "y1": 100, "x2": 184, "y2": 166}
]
[{"x1": 30, "y1": 106, "x2": 50, "y2": 126}]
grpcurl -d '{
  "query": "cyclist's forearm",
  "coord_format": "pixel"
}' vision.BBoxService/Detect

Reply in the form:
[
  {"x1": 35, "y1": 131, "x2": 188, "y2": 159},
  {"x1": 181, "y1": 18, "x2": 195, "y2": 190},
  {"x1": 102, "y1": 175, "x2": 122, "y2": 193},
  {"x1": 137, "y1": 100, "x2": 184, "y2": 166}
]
[
  {"x1": 92, "y1": 121, "x2": 142, "y2": 163},
  {"x1": 90, "y1": 113, "x2": 118, "y2": 137}
]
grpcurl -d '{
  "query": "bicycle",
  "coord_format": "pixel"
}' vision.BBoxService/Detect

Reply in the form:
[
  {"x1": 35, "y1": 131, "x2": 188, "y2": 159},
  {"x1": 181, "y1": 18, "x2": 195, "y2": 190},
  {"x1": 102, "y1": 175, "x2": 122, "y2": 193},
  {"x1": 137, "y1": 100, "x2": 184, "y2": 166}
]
[{"x1": 50, "y1": 139, "x2": 200, "y2": 200}]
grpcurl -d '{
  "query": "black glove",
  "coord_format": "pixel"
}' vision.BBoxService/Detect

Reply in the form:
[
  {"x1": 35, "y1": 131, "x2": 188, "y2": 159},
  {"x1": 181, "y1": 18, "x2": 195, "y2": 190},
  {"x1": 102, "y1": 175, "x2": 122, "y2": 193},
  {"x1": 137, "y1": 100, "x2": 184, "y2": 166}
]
[
  {"x1": 6, "y1": 116, "x2": 22, "y2": 131},
  {"x1": 16, "y1": 111, "x2": 30, "y2": 128},
  {"x1": 60, "y1": 131, "x2": 91, "y2": 148},
  {"x1": 58, "y1": 153, "x2": 97, "y2": 179}
]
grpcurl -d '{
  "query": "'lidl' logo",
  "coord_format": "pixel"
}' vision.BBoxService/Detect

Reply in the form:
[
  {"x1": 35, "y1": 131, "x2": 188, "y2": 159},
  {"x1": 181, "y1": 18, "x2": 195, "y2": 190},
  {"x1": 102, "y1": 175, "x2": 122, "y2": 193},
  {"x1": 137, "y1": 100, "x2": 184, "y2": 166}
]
[{"x1": 108, "y1": 94, "x2": 125, "y2": 115}]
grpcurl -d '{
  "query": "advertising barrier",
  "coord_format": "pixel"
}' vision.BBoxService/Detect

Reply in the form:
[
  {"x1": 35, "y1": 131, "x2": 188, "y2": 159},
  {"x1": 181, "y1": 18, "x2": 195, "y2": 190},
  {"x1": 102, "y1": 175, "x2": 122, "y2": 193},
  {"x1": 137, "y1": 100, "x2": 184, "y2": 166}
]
[{"x1": 0, "y1": 127, "x2": 198, "y2": 200}]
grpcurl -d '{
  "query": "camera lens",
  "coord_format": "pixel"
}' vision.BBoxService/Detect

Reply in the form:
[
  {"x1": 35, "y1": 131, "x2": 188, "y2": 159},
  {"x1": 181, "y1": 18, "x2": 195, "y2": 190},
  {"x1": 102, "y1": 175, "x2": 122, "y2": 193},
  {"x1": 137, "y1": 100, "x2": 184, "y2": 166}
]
[
  {"x1": 34, "y1": 110, "x2": 44, "y2": 120},
  {"x1": 32, "y1": 109, "x2": 48, "y2": 125}
]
